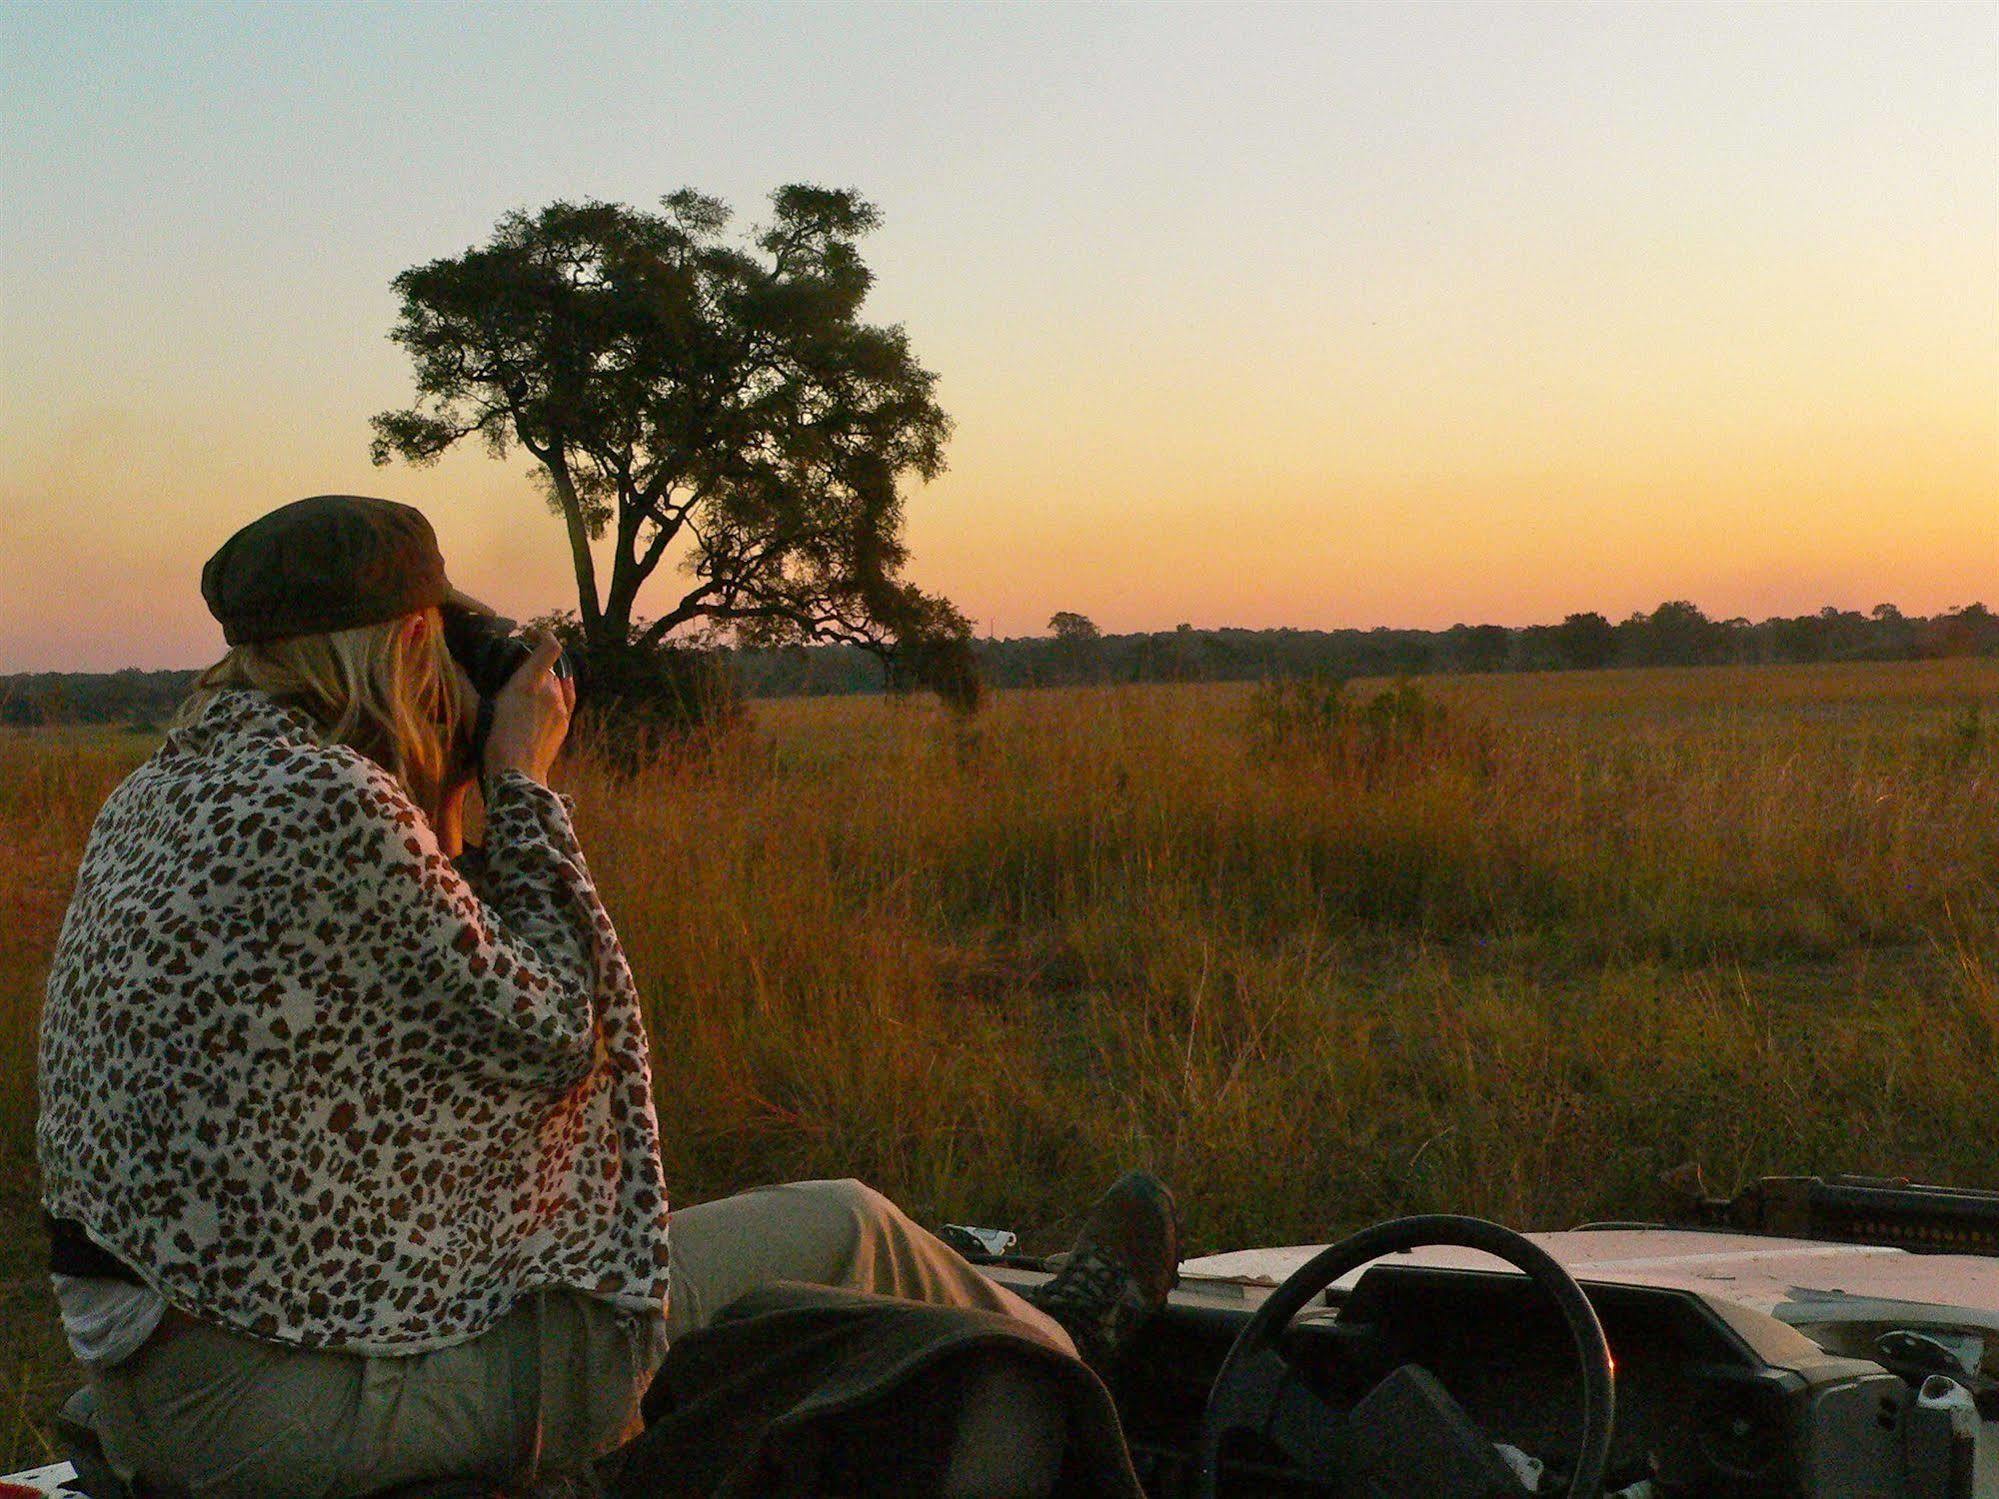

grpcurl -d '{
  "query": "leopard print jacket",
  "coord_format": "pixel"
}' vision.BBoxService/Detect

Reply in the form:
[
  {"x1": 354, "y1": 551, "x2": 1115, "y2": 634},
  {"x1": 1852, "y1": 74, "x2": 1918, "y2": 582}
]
[{"x1": 37, "y1": 689, "x2": 671, "y2": 1354}]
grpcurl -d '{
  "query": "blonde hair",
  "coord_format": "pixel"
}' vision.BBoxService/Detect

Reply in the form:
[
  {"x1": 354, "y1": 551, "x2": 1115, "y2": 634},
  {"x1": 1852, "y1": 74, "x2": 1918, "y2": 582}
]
[{"x1": 178, "y1": 609, "x2": 471, "y2": 820}]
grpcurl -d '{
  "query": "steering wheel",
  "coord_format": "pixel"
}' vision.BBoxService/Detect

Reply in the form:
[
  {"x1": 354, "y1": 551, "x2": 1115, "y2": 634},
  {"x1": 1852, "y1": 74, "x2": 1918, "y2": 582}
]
[{"x1": 1192, "y1": 1215, "x2": 1616, "y2": 1498}]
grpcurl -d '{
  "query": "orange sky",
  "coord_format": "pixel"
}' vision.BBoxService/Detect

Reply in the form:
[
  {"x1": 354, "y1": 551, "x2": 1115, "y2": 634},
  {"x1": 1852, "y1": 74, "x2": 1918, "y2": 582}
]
[{"x1": 3, "y1": 3, "x2": 1993, "y2": 671}]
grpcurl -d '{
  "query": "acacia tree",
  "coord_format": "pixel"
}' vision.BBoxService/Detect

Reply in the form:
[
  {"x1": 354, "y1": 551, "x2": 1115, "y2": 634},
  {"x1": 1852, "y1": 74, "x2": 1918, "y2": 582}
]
[
  {"x1": 1047, "y1": 611, "x2": 1101, "y2": 645},
  {"x1": 1047, "y1": 610, "x2": 1103, "y2": 684},
  {"x1": 371, "y1": 186, "x2": 977, "y2": 708}
]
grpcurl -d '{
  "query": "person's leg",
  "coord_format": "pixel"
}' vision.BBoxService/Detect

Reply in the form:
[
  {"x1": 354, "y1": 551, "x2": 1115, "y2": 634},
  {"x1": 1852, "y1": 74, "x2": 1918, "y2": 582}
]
[
  {"x1": 664, "y1": 1178, "x2": 1074, "y2": 1353},
  {"x1": 348, "y1": 1290, "x2": 667, "y2": 1484},
  {"x1": 91, "y1": 1293, "x2": 664, "y2": 1496},
  {"x1": 940, "y1": 1355, "x2": 1068, "y2": 1499},
  {"x1": 87, "y1": 1314, "x2": 360, "y2": 1499},
  {"x1": 518, "y1": 1292, "x2": 669, "y2": 1467}
]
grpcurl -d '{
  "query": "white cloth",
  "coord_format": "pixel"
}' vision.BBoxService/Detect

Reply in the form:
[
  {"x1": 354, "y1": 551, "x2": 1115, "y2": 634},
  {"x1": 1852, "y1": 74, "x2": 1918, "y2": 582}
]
[{"x1": 50, "y1": 1274, "x2": 166, "y2": 1367}]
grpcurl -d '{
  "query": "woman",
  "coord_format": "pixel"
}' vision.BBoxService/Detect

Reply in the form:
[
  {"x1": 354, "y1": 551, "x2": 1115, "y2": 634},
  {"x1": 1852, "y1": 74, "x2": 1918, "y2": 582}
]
[{"x1": 38, "y1": 496, "x2": 1173, "y2": 1498}]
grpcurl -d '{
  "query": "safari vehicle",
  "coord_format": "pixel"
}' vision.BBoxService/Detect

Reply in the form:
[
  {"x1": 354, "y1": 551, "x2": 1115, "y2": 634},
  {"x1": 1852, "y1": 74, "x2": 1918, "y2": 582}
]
[{"x1": 10, "y1": 1174, "x2": 1997, "y2": 1498}]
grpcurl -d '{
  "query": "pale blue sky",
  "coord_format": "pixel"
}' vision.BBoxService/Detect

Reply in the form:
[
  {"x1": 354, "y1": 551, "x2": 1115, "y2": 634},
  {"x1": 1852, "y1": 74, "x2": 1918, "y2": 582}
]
[{"x1": 3, "y1": 1, "x2": 1993, "y2": 669}]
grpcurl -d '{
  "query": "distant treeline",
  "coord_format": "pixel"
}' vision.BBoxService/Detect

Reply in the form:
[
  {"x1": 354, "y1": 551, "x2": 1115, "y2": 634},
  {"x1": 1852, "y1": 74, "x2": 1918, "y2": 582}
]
[
  {"x1": 737, "y1": 600, "x2": 1999, "y2": 698},
  {"x1": 6, "y1": 600, "x2": 1995, "y2": 725},
  {"x1": 1, "y1": 668, "x2": 200, "y2": 729}
]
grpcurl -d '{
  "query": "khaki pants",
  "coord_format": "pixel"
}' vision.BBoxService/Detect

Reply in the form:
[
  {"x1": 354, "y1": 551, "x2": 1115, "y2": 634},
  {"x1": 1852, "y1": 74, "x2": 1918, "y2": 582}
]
[{"x1": 92, "y1": 1180, "x2": 1069, "y2": 1497}]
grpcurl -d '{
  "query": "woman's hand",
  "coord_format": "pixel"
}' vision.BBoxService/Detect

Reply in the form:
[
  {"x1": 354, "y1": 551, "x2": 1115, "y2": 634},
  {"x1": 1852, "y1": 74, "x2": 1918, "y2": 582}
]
[{"x1": 482, "y1": 634, "x2": 575, "y2": 787}]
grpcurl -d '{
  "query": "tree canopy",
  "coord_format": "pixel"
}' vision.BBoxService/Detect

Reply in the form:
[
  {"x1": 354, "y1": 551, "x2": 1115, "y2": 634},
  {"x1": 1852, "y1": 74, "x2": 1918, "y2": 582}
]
[
  {"x1": 371, "y1": 186, "x2": 977, "y2": 708},
  {"x1": 1048, "y1": 611, "x2": 1101, "y2": 644}
]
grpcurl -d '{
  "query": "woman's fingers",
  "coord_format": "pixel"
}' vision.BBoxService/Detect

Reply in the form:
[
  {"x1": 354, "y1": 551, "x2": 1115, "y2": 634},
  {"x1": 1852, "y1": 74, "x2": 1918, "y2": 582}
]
[
  {"x1": 485, "y1": 634, "x2": 573, "y2": 783},
  {"x1": 509, "y1": 635, "x2": 571, "y2": 722},
  {"x1": 515, "y1": 633, "x2": 566, "y2": 689}
]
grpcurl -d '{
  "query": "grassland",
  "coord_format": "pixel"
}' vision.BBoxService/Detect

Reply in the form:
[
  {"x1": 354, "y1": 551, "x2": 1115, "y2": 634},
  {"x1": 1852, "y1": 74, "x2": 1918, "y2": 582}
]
[{"x1": 3, "y1": 661, "x2": 1997, "y2": 1465}]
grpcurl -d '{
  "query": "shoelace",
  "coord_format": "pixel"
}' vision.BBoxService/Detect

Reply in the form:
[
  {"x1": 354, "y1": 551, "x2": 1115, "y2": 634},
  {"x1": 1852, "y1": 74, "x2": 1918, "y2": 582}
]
[{"x1": 1033, "y1": 1250, "x2": 1152, "y2": 1362}]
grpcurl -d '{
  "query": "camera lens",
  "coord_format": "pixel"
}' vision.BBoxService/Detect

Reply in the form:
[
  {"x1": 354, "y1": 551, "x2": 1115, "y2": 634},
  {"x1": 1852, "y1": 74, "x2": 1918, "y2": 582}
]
[{"x1": 441, "y1": 604, "x2": 530, "y2": 699}]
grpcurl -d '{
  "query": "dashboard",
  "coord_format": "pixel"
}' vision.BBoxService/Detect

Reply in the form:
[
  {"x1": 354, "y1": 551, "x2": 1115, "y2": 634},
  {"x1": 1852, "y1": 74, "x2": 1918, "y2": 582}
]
[{"x1": 1082, "y1": 1264, "x2": 1937, "y2": 1497}]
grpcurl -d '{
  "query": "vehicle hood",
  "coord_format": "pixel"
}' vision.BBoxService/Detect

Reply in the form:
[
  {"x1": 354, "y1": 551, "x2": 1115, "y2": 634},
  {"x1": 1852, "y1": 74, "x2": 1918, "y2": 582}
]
[{"x1": 1180, "y1": 1227, "x2": 1999, "y2": 1344}]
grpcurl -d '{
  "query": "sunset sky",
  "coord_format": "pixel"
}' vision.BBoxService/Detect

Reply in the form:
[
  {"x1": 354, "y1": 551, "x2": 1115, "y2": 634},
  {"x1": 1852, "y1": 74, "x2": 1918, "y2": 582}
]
[{"x1": 3, "y1": 1, "x2": 1993, "y2": 672}]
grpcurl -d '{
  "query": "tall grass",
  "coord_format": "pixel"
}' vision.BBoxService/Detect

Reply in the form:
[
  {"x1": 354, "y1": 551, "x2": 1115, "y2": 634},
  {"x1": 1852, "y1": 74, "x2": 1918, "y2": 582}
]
[
  {"x1": 2, "y1": 662, "x2": 1996, "y2": 1464},
  {"x1": 3, "y1": 662, "x2": 1996, "y2": 1246},
  {"x1": 0, "y1": 730, "x2": 155, "y2": 1151},
  {"x1": 0, "y1": 728, "x2": 157, "y2": 1467},
  {"x1": 564, "y1": 661, "x2": 1999, "y2": 1250}
]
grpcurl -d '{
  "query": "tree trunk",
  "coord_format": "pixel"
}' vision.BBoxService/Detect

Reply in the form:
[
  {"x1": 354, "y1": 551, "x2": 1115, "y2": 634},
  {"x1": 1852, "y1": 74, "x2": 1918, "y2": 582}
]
[
  {"x1": 543, "y1": 455, "x2": 605, "y2": 646},
  {"x1": 601, "y1": 482, "x2": 688, "y2": 647},
  {"x1": 602, "y1": 537, "x2": 638, "y2": 646}
]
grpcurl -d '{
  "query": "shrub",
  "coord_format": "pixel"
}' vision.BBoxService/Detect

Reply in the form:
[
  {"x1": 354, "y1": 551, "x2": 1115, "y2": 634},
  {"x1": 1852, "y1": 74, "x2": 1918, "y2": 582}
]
[
  {"x1": 1244, "y1": 676, "x2": 1467, "y2": 779},
  {"x1": 529, "y1": 613, "x2": 744, "y2": 773}
]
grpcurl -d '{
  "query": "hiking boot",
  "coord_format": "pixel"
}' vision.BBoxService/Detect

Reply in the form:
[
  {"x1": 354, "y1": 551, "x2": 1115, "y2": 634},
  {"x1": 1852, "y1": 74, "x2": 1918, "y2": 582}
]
[{"x1": 1027, "y1": 1171, "x2": 1179, "y2": 1373}]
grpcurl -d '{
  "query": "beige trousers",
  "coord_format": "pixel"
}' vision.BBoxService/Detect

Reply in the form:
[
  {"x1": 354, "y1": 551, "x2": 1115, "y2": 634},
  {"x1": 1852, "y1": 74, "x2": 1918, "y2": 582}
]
[
  {"x1": 92, "y1": 1179, "x2": 1069, "y2": 1497},
  {"x1": 661, "y1": 1179, "x2": 1069, "y2": 1346}
]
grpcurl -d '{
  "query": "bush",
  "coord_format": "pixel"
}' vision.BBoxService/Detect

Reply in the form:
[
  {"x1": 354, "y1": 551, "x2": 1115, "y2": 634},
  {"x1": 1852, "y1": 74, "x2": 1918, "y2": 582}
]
[
  {"x1": 529, "y1": 614, "x2": 743, "y2": 772},
  {"x1": 1244, "y1": 675, "x2": 1467, "y2": 779}
]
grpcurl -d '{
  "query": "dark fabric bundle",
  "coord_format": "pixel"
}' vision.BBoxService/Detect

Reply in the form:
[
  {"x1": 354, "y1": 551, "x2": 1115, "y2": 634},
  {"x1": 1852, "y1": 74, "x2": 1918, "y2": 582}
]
[{"x1": 607, "y1": 1282, "x2": 1144, "y2": 1498}]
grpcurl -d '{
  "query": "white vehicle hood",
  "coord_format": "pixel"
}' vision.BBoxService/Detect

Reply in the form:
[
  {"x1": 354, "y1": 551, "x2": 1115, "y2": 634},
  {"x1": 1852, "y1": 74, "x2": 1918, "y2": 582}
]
[{"x1": 1180, "y1": 1226, "x2": 1999, "y2": 1346}]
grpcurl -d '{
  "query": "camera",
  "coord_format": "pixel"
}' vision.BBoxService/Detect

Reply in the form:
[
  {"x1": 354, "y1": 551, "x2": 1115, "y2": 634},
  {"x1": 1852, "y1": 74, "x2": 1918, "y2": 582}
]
[
  {"x1": 440, "y1": 597, "x2": 579, "y2": 759},
  {"x1": 440, "y1": 599, "x2": 574, "y2": 698}
]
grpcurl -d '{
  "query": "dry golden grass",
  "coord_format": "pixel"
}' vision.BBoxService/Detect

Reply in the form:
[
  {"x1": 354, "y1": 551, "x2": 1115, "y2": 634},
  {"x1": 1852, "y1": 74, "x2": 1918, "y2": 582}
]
[
  {"x1": 1, "y1": 660, "x2": 1995, "y2": 1464},
  {"x1": 588, "y1": 663, "x2": 1998, "y2": 1238},
  {"x1": 0, "y1": 728, "x2": 157, "y2": 1469}
]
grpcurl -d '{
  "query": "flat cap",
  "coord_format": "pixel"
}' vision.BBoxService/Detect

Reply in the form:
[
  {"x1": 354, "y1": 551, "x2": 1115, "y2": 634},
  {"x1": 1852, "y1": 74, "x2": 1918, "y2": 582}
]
[{"x1": 201, "y1": 495, "x2": 450, "y2": 645}]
